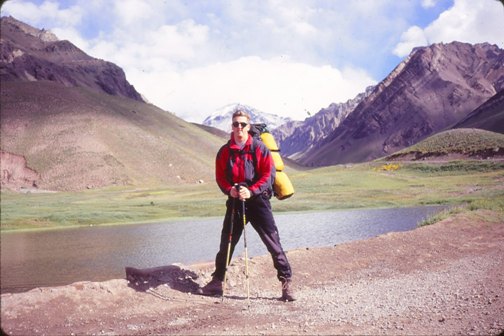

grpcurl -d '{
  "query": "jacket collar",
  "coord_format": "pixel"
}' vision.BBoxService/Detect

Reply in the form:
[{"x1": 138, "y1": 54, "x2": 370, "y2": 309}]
[{"x1": 229, "y1": 132, "x2": 252, "y2": 150}]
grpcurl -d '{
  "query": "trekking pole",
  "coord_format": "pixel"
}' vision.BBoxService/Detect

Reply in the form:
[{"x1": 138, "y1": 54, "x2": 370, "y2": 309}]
[
  {"x1": 221, "y1": 185, "x2": 238, "y2": 302},
  {"x1": 240, "y1": 186, "x2": 251, "y2": 304}
]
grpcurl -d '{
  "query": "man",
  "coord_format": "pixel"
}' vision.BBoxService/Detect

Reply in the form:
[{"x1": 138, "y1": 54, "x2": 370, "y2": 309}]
[{"x1": 197, "y1": 109, "x2": 295, "y2": 301}]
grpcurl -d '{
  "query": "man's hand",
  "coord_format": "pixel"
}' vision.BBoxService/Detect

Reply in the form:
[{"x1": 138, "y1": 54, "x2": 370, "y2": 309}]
[
  {"x1": 238, "y1": 186, "x2": 251, "y2": 200},
  {"x1": 230, "y1": 187, "x2": 239, "y2": 198},
  {"x1": 230, "y1": 185, "x2": 251, "y2": 200}
]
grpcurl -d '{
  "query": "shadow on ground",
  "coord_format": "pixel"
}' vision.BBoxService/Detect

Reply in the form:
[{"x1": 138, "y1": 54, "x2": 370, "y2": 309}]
[{"x1": 125, "y1": 265, "x2": 200, "y2": 294}]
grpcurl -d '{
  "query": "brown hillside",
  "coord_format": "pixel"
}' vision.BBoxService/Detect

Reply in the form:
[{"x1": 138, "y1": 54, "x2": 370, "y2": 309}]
[{"x1": 0, "y1": 81, "x2": 223, "y2": 191}]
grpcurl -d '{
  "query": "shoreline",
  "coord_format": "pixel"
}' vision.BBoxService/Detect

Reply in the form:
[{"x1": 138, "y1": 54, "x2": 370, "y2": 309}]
[
  {"x1": 2, "y1": 209, "x2": 503, "y2": 335},
  {"x1": 0, "y1": 204, "x2": 428, "y2": 233},
  {"x1": 1, "y1": 205, "x2": 448, "y2": 295}
]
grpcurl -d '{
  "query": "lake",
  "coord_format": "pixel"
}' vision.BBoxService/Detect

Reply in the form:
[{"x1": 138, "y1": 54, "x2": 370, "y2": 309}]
[{"x1": 0, "y1": 206, "x2": 444, "y2": 293}]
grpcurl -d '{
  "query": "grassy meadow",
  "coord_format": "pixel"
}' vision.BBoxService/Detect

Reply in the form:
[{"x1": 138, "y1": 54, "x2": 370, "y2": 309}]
[
  {"x1": 1, "y1": 159, "x2": 503, "y2": 231},
  {"x1": 387, "y1": 128, "x2": 504, "y2": 159}
]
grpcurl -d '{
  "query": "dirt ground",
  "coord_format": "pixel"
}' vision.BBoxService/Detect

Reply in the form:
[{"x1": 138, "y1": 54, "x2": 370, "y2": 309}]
[{"x1": 1, "y1": 210, "x2": 503, "y2": 336}]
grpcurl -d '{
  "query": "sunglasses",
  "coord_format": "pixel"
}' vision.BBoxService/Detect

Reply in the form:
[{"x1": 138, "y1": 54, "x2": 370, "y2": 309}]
[{"x1": 232, "y1": 121, "x2": 248, "y2": 128}]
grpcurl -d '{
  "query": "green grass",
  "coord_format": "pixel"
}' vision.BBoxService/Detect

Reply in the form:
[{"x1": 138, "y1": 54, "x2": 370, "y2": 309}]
[
  {"x1": 0, "y1": 184, "x2": 225, "y2": 231},
  {"x1": 419, "y1": 197, "x2": 504, "y2": 227},
  {"x1": 2, "y1": 159, "x2": 503, "y2": 231},
  {"x1": 386, "y1": 128, "x2": 504, "y2": 160},
  {"x1": 404, "y1": 160, "x2": 504, "y2": 173}
]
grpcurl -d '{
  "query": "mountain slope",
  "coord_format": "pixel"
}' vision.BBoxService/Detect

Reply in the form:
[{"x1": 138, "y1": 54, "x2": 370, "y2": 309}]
[
  {"x1": 0, "y1": 17, "x2": 225, "y2": 191},
  {"x1": 0, "y1": 80, "x2": 223, "y2": 191},
  {"x1": 452, "y1": 90, "x2": 504, "y2": 133},
  {"x1": 296, "y1": 42, "x2": 504, "y2": 166},
  {"x1": 0, "y1": 80, "x2": 224, "y2": 191}
]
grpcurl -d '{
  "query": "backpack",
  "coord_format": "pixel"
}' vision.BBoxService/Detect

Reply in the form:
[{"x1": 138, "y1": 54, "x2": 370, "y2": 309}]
[{"x1": 248, "y1": 123, "x2": 295, "y2": 200}]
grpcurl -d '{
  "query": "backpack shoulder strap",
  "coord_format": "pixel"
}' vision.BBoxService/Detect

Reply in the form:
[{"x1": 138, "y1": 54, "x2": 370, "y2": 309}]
[{"x1": 250, "y1": 137, "x2": 258, "y2": 169}]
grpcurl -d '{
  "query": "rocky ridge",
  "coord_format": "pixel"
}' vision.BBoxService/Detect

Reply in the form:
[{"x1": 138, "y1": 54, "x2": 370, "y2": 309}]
[
  {"x1": 272, "y1": 86, "x2": 374, "y2": 159},
  {"x1": 0, "y1": 16, "x2": 143, "y2": 102}
]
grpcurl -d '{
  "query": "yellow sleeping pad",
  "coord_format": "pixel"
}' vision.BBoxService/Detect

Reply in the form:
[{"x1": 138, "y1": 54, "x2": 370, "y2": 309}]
[
  {"x1": 260, "y1": 132, "x2": 279, "y2": 151},
  {"x1": 252, "y1": 123, "x2": 295, "y2": 200},
  {"x1": 270, "y1": 151, "x2": 285, "y2": 171},
  {"x1": 273, "y1": 171, "x2": 295, "y2": 200}
]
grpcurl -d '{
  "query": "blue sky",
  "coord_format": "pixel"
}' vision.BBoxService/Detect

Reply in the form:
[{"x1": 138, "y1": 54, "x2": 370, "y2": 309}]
[{"x1": 2, "y1": 0, "x2": 503, "y2": 122}]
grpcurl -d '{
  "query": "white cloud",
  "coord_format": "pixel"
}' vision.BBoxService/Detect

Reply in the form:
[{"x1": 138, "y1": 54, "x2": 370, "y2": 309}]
[
  {"x1": 146, "y1": 21, "x2": 210, "y2": 62},
  {"x1": 127, "y1": 56, "x2": 375, "y2": 122},
  {"x1": 394, "y1": 0, "x2": 504, "y2": 57},
  {"x1": 1, "y1": 0, "x2": 83, "y2": 28},
  {"x1": 51, "y1": 26, "x2": 89, "y2": 49},
  {"x1": 393, "y1": 26, "x2": 429, "y2": 57},
  {"x1": 1, "y1": 1, "x2": 41, "y2": 22},
  {"x1": 85, "y1": 19, "x2": 211, "y2": 73},
  {"x1": 113, "y1": 0, "x2": 154, "y2": 25},
  {"x1": 421, "y1": 0, "x2": 438, "y2": 8},
  {"x1": 426, "y1": 0, "x2": 504, "y2": 46}
]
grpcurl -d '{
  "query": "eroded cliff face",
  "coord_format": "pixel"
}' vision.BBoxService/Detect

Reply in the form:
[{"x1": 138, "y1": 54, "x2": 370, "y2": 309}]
[{"x1": 0, "y1": 151, "x2": 40, "y2": 191}]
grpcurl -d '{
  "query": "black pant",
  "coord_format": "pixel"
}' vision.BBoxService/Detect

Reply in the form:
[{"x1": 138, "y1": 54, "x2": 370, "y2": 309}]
[{"x1": 212, "y1": 193, "x2": 292, "y2": 282}]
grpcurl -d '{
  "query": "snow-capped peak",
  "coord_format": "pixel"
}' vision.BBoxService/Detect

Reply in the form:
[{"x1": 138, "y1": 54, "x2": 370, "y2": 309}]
[{"x1": 202, "y1": 103, "x2": 292, "y2": 132}]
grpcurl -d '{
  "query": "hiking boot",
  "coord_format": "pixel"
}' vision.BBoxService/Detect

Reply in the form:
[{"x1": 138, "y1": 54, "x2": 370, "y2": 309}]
[
  {"x1": 281, "y1": 278, "x2": 296, "y2": 302},
  {"x1": 196, "y1": 277, "x2": 223, "y2": 296}
]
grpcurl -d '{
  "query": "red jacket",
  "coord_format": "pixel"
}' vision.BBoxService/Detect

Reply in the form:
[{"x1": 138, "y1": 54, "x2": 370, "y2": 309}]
[{"x1": 216, "y1": 133, "x2": 274, "y2": 197}]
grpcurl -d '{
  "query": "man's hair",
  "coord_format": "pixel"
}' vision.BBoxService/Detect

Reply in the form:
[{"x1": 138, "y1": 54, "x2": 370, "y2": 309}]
[{"x1": 232, "y1": 108, "x2": 251, "y2": 121}]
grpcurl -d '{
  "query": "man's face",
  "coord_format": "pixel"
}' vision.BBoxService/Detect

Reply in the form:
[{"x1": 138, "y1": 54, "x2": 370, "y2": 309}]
[{"x1": 232, "y1": 116, "x2": 250, "y2": 138}]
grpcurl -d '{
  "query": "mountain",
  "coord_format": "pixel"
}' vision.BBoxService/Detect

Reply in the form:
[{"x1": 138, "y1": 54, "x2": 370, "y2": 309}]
[
  {"x1": 294, "y1": 42, "x2": 504, "y2": 166},
  {"x1": 0, "y1": 16, "x2": 143, "y2": 102},
  {"x1": 202, "y1": 103, "x2": 292, "y2": 133},
  {"x1": 452, "y1": 90, "x2": 504, "y2": 134},
  {"x1": 0, "y1": 17, "x2": 223, "y2": 191},
  {"x1": 272, "y1": 87, "x2": 374, "y2": 159}
]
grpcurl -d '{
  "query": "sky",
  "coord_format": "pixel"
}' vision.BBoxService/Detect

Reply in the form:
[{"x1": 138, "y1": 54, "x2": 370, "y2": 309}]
[{"x1": 1, "y1": 0, "x2": 503, "y2": 122}]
